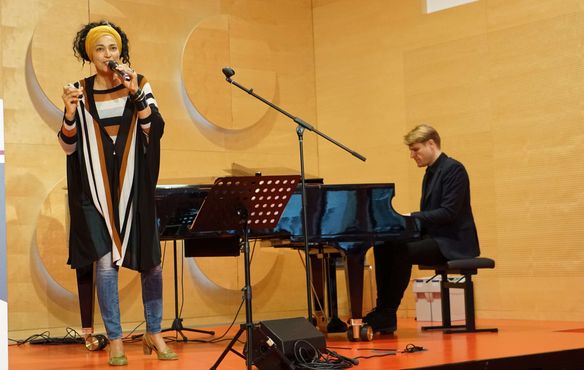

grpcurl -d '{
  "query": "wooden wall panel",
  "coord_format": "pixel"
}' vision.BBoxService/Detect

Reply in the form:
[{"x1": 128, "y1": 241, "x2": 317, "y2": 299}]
[
  {"x1": 313, "y1": 0, "x2": 584, "y2": 320},
  {"x1": 5, "y1": 0, "x2": 318, "y2": 337}
]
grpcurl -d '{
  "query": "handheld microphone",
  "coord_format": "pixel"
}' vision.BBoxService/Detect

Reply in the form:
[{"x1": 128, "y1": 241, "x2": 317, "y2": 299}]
[
  {"x1": 107, "y1": 60, "x2": 131, "y2": 81},
  {"x1": 222, "y1": 67, "x2": 235, "y2": 81}
]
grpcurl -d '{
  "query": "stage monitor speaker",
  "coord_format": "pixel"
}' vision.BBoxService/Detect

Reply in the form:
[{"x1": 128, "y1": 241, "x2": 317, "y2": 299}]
[{"x1": 252, "y1": 317, "x2": 326, "y2": 370}]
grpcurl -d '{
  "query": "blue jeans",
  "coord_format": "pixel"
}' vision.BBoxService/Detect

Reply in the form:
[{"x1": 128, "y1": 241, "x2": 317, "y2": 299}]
[{"x1": 96, "y1": 253, "x2": 163, "y2": 340}]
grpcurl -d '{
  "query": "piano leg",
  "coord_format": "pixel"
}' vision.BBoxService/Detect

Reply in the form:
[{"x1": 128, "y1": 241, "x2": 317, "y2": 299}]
[
  {"x1": 309, "y1": 252, "x2": 347, "y2": 333},
  {"x1": 325, "y1": 254, "x2": 347, "y2": 333},
  {"x1": 343, "y1": 250, "x2": 373, "y2": 341},
  {"x1": 309, "y1": 253, "x2": 327, "y2": 332}
]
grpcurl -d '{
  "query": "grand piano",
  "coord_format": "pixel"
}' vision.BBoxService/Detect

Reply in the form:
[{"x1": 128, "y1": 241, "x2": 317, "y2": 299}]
[{"x1": 155, "y1": 180, "x2": 420, "y2": 339}]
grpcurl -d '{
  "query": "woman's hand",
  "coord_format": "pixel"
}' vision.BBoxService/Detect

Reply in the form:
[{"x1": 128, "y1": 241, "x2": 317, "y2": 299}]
[
  {"x1": 62, "y1": 84, "x2": 84, "y2": 121},
  {"x1": 110, "y1": 62, "x2": 151, "y2": 117},
  {"x1": 111, "y1": 63, "x2": 139, "y2": 94}
]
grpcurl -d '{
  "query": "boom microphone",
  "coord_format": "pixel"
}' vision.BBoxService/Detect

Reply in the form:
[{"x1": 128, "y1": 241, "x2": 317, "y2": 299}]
[
  {"x1": 107, "y1": 60, "x2": 131, "y2": 81},
  {"x1": 222, "y1": 67, "x2": 235, "y2": 81}
]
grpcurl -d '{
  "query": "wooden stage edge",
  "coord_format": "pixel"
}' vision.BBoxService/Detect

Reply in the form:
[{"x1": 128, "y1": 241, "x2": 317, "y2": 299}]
[{"x1": 8, "y1": 318, "x2": 584, "y2": 370}]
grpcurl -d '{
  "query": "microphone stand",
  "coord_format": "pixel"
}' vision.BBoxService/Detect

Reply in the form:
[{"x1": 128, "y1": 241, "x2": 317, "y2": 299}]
[{"x1": 222, "y1": 68, "x2": 366, "y2": 322}]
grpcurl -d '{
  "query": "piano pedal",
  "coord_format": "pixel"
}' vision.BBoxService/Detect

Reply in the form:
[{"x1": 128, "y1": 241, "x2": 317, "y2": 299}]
[{"x1": 346, "y1": 318, "x2": 373, "y2": 342}]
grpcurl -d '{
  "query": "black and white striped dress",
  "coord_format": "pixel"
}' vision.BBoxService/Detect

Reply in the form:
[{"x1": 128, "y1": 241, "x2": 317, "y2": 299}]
[{"x1": 58, "y1": 74, "x2": 164, "y2": 271}]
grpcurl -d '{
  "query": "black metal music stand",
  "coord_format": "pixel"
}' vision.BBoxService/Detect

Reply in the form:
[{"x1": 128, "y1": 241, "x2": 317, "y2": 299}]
[{"x1": 191, "y1": 175, "x2": 300, "y2": 370}]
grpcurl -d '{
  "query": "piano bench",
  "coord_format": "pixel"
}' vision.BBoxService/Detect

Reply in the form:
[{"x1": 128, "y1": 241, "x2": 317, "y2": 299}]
[{"x1": 418, "y1": 257, "x2": 498, "y2": 334}]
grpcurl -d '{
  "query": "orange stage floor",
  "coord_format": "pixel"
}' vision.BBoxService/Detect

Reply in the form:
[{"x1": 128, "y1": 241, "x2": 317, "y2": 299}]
[{"x1": 8, "y1": 318, "x2": 584, "y2": 369}]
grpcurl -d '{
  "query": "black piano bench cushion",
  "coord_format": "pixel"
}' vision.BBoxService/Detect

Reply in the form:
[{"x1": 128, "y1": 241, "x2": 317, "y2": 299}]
[{"x1": 419, "y1": 257, "x2": 495, "y2": 272}]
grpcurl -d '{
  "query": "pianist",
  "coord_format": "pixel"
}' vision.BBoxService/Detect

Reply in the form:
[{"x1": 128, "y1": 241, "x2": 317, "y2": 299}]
[{"x1": 365, "y1": 124, "x2": 480, "y2": 334}]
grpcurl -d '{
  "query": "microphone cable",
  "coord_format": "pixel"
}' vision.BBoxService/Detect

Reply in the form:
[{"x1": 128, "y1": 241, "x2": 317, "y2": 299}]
[{"x1": 292, "y1": 340, "x2": 358, "y2": 369}]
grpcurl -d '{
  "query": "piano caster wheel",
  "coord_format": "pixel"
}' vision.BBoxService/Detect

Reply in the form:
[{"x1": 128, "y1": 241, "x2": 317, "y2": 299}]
[
  {"x1": 361, "y1": 325, "x2": 373, "y2": 341},
  {"x1": 346, "y1": 324, "x2": 373, "y2": 342},
  {"x1": 347, "y1": 328, "x2": 356, "y2": 342}
]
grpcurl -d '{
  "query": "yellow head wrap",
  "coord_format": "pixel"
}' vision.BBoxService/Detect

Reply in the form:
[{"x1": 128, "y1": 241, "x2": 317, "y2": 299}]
[{"x1": 84, "y1": 25, "x2": 122, "y2": 60}]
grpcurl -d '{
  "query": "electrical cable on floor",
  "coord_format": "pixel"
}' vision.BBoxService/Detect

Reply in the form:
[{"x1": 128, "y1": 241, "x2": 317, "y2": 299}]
[
  {"x1": 292, "y1": 340, "x2": 358, "y2": 369},
  {"x1": 10, "y1": 327, "x2": 85, "y2": 346},
  {"x1": 126, "y1": 322, "x2": 148, "y2": 342},
  {"x1": 325, "y1": 343, "x2": 426, "y2": 362},
  {"x1": 401, "y1": 343, "x2": 426, "y2": 353},
  {"x1": 350, "y1": 349, "x2": 397, "y2": 361},
  {"x1": 10, "y1": 324, "x2": 146, "y2": 348},
  {"x1": 9, "y1": 331, "x2": 51, "y2": 346}
]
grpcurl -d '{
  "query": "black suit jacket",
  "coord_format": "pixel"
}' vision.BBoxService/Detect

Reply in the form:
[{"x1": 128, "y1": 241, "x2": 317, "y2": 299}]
[{"x1": 411, "y1": 153, "x2": 480, "y2": 260}]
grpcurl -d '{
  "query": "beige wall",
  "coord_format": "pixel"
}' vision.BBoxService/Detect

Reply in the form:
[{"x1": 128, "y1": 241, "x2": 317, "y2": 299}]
[
  {"x1": 313, "y1": 0, "x2": 584, "y2": 320},
  {"x1": 6, "y1": 0, "x2": 321, "y2": 337},
  {"x1": 5, "y1": 0, "x2": 584, "y2": 338}
]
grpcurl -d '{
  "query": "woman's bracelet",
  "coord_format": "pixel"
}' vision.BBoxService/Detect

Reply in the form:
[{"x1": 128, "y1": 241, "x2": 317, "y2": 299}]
[
  {"x1": 63, "y1": 115, "x2": 76, "y2": 125},
  {"x1": 130, "y1": 88, "x2": 146, "y2": 103},
  {"x1": 130, "y1": 88, "x2": 148, "y2": 111},
  {"x1": 134, "y1": 98, "x2": 148, "y2": 111}
]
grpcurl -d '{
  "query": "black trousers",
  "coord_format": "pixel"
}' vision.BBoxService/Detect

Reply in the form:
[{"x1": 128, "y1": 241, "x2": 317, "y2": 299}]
[{"x1": 372, "y1": 237, "x2": 447, "y2": 311}]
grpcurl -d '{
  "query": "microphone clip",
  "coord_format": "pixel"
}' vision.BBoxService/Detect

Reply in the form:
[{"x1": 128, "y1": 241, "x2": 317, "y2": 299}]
[{"x1": 222, "y1": 67, "x2": 235, "y2": 83}]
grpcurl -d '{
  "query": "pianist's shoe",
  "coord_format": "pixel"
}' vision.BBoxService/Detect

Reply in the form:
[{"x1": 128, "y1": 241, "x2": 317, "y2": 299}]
[
  {"x1": 363, "y1": 307, "x2": 397, "y2": 334},
  {"x1": 327, "y1": 317, "x2": 348, "y2": 333}
]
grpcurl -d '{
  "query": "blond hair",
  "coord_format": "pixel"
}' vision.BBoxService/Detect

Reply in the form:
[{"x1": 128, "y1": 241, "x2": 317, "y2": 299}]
[{"x1": 404, "y1": 124, "x2": 441, "y2": 148}]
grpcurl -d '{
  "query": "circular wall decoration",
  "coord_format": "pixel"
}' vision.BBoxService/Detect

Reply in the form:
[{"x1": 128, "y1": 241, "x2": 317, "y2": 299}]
[{"x1": 181, "y1": 14, "x2": 277, "y2": 132}]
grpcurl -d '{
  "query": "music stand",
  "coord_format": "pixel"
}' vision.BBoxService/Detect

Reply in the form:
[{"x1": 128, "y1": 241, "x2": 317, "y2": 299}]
[{"x1": 191, "y1": 175, "x2": 300, "y2": 370}]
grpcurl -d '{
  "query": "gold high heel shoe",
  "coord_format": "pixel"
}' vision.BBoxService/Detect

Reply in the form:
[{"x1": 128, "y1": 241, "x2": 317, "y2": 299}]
[
  {"x1": 107, "y1": 339, "x2": 128, "y2": 366},
  {"x1": 142, "y1": 333, "x2": 178, "y2": 360},
  {"x1": 107, "y1": 349, "x2": 128, "y2": 366},
  {"x1": 108, "y1": 353, "x2": 128, "y2": 366}
]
